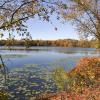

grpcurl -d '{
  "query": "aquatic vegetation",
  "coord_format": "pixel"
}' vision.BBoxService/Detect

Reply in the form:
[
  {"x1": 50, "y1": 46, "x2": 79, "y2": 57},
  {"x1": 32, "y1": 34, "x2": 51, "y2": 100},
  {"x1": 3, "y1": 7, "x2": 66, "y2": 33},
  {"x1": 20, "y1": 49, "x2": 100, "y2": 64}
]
[{"x1": 0, "y1": 64, "x2": 57, "y2": 100}]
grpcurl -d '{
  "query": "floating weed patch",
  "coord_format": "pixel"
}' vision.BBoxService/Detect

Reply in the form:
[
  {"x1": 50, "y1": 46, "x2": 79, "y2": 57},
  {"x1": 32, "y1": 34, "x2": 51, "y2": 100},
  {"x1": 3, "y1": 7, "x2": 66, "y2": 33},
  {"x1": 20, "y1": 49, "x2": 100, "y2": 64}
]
[{"x1": 0, "y1": 64, "x2": 57, "y2": 100}]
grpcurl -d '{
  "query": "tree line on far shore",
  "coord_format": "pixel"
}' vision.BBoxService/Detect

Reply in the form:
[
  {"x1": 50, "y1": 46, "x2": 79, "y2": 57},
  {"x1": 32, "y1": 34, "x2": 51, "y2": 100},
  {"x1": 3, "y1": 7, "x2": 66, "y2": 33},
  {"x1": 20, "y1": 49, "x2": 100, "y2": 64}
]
[{"x1": 0, "y1": 39, "x2": 98, "y2": 48}]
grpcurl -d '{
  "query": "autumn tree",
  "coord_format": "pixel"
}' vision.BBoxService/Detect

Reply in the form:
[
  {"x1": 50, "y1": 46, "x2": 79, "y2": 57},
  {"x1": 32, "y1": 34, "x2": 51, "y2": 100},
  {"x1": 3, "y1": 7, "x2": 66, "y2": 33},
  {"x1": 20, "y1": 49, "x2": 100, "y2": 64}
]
[
  {"x1": 0, "y1": 0, "x2": 60, "y2": 33},
  {"x1": 1, "y1": 0, "x2": 100, "y2": 48},
  {"x1": 57, "y1": 0, "x2": 100, "y2": 48}
]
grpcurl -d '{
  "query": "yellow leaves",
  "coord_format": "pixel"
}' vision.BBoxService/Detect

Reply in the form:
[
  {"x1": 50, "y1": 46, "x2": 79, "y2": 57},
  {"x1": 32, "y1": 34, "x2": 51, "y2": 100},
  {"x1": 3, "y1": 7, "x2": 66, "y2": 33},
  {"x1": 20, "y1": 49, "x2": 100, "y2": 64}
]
[
  {"x1": 0, "y1": 16, "x2": 4, "y2": 20},
  {"x1": 69, "y1": 57, "x2": 100, "y2": 92},
  {"x1": 0, "y1": 64, "x2": 3, "y2": 69},
  {"x1": 87, "y1": 70, "x2": 95, "y2": 79},
  {"x1": 52, "y1": 68, "x2": 68, "y2": 80},
  {"x1": 63, "y1": 13, "x2": 77, "y2": 20},
  {"x1": 0, "y1": 91, "x2": 8, "y2": 100}
]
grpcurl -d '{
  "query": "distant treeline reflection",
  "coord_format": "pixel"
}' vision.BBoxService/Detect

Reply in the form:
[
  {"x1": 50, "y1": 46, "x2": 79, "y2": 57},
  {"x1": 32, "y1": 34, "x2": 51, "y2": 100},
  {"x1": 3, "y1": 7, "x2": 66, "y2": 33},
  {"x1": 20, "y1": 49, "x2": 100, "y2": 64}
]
[{"x1": 0, "y1": 39, "x2": 98, "y2": 48}]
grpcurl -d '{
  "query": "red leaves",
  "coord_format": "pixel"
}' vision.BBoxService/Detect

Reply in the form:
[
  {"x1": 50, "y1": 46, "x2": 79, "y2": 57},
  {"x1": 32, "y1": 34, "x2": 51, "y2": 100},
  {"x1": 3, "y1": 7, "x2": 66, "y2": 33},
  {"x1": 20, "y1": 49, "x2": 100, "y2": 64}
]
[{"x1": 70, "y1": 57, "x2": 100, "y2": 79}]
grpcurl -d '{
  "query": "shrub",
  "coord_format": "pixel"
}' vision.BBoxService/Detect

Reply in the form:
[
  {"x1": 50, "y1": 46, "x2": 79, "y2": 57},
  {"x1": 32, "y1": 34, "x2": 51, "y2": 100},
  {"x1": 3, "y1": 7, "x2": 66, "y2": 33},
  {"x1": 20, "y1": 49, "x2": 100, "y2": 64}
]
[
  {"x1": 69, "y1": 57, "x2": 100, "y2": 93},
  {"x1": 52, "y1": 68, "x2": 70, "y2": 92},
  {"x1": 48, "y1": 57, "x2": 100, "y2": 100},
  {"x1": 52, "y1": 57, "x2": 100, "y2": 93}
]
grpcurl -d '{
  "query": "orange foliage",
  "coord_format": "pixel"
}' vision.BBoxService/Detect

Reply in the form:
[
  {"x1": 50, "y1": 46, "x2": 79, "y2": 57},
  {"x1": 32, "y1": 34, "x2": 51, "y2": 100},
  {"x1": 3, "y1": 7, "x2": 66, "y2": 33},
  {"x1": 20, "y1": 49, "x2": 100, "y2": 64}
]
[
  {"x1": 36, "y1": 57, "x2": 100, "y2": 100},
  {"x1": 70, "y1": 57, "x2": 100, "y2": 82}
]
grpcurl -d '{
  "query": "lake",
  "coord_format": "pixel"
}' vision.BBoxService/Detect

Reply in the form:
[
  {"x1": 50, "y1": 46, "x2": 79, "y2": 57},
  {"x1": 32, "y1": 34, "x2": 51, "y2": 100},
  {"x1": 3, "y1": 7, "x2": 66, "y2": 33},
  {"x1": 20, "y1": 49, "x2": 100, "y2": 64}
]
[
  {"x1": 0, "y1": 47, "x2": 100, "y2": 99},
  {"x1": 0, "y1": 47, "x2": 100, "y2": 71}
]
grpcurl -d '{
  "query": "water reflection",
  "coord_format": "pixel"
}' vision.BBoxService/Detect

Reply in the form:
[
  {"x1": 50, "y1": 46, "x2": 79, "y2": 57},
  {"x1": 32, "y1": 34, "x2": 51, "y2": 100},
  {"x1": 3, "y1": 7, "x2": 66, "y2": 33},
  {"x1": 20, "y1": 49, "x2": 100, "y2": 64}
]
[{"x1": 0, "y1": 47, "x2": 99, "y2": 70}]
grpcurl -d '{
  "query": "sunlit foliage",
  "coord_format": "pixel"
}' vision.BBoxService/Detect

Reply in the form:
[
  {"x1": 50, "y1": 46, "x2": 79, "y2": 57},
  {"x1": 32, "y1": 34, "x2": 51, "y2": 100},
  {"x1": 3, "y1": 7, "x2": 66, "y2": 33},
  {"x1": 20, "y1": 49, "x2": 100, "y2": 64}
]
[
  {"x1": 52, "y1": 68, "x2": 69, "y2": 91},
  {"x1": 57, "y1": 0, "x2": 100, "y2": 47},
  {"x1": 0, "y1": 39, "x2": 97, "y2": 48},
  {"x1": 51, "y1": 57, "x2": 100, "y2": 99},
  {"x1": 0, "y1": 91, "x2": 8, "y2": 100}
]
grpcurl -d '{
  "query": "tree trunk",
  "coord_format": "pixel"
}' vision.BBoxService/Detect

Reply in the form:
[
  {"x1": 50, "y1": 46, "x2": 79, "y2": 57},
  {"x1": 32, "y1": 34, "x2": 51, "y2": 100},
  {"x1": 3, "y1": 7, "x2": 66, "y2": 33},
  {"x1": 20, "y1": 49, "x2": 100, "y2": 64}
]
[{"x1": 0, "y1": 55, "x2": 7, "y2": 85}]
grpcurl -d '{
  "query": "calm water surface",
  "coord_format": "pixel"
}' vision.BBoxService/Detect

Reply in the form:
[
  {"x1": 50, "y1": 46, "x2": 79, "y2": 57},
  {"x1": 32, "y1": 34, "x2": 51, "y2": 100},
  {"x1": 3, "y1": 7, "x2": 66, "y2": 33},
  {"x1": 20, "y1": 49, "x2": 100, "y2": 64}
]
[{"x1": 0, "y1": 47, "x2": 100, "y2": 71}]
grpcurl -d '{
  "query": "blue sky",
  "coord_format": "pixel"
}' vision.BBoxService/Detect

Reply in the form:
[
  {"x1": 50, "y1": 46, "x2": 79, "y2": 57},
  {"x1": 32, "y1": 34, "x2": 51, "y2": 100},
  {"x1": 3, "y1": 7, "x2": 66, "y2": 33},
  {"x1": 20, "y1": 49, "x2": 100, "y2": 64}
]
[
  {"x1": 26, "y1": 17, "x2": 79, "y2": 40},
  {"x1": 1, "y1": 15, "x2": 79, "y2": 40}
]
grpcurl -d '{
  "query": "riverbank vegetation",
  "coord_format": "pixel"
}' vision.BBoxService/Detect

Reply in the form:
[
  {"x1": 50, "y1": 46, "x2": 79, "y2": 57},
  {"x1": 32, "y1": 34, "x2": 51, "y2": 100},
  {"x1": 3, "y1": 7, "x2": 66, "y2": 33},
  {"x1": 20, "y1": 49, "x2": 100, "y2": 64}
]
[
  {"x1": 0, "y1": 57, "x2": 100, "y2": 100},
  {"x1": 0, "y1": 39, "x2": 99, "y2": 48},
  {"x1": 36, "y1": 57, "x2": 100, "y2": 100}
]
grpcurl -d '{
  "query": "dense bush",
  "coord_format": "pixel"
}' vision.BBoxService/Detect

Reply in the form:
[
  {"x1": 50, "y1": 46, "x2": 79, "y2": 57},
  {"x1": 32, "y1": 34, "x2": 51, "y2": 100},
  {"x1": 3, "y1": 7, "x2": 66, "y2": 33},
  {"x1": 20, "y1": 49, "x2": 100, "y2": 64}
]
[{"x1": 68, "y1": 57, "x2": 100, "y2": 93}]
